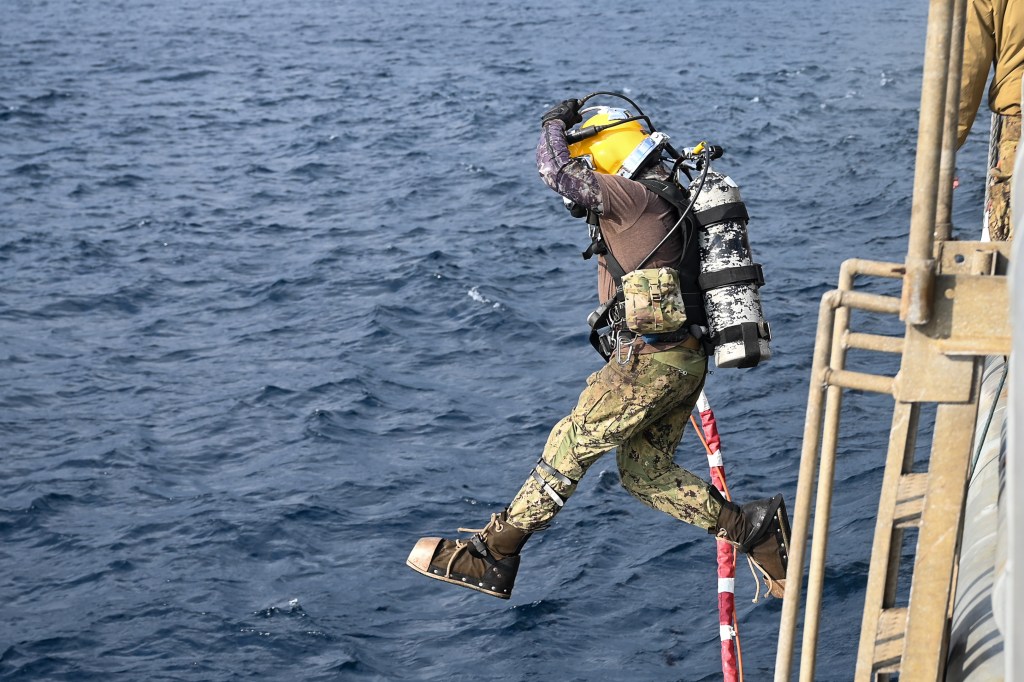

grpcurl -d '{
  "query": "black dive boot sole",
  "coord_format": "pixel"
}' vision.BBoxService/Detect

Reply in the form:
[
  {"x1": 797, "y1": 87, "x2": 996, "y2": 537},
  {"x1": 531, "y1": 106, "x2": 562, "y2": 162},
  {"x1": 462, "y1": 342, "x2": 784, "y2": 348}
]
[{"x1": 406, "y1": 537, "x2": 519, "y2": 600}]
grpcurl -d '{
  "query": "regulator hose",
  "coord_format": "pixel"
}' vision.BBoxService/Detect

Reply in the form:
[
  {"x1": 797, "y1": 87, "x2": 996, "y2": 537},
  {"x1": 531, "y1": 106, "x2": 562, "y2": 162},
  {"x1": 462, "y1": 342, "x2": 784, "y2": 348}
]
[{"x1": 564, "y1": 91, "x2": 656, "y2": 144}]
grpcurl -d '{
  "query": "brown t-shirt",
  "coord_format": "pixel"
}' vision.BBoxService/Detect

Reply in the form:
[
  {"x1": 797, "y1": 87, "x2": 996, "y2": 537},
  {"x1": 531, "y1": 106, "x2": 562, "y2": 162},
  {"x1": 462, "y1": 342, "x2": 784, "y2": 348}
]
[{"x1": 594, "y1": 173, "x2": 683, "y2": 303}]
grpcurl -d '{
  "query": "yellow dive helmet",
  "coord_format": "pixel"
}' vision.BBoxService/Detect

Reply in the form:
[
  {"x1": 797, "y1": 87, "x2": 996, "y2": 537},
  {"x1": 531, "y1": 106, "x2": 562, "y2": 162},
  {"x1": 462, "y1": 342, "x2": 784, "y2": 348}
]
[{"x1": 568, "y1": 107, "x2": 665, "y2": 177}]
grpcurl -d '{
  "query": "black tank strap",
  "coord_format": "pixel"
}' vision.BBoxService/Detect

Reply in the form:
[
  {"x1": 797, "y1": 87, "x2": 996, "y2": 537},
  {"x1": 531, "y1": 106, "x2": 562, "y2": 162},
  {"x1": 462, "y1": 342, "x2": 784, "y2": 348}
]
[
  {"x1": 712, "y1": 321, "x2": 772, "y2": 368},
  {"x1": 694, "y1": 201, "x2": 748, "y2": 227},
  {"x1": 698, "y1": 264, "x2": 765, "y2": 291}
]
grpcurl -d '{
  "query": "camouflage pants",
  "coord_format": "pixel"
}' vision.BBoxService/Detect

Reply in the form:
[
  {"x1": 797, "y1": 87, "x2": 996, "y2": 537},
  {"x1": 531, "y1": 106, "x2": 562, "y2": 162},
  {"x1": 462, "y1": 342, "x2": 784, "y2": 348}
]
[
  {"x1": 986, "y1": 113, "x2": 1020, "y2": 242},
  {"x1": 505, "y1": 345, "x2": 720, "y2": 533}
]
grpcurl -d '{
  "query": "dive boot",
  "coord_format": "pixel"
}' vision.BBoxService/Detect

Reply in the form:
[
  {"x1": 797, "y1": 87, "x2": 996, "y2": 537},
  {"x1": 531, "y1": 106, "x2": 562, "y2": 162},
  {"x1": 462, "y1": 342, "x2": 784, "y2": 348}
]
[
  {"x1": 406, "y1": 511, "x2": 531, "y2": 599},
  {"x1": 712, "y1": 492, "x2": 791, "y2": 599}
]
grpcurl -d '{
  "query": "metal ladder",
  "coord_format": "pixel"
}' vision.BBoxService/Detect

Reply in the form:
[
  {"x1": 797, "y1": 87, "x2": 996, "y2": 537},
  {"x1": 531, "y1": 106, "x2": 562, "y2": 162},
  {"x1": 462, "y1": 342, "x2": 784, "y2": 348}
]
[
  {"x1": 772, "y1": 0, "x2": 1014, "y2": 677},
  {"x1": 773, "y1": 245, "x2": 1009, "y2": 681},
  {"x1": 852, "y1": 243, "x2": 1005, "y2": 680}
]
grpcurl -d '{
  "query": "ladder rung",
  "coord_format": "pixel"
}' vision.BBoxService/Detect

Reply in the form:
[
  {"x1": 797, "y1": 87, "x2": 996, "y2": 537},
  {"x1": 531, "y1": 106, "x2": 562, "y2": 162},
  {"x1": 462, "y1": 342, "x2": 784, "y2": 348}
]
[
  {"x1": 893, "y1": 473, "x2": 928, "y2": 528},
  {"x1": 873, "y1": 607, "x2": 908, "y2": 673}
]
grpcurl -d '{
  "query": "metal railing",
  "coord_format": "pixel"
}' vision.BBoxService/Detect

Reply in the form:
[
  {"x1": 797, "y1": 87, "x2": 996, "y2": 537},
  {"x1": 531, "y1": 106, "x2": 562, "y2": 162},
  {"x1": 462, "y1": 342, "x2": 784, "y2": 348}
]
[
  {"x1": 774, "y1": 259, "x2": 904, "y2": 681},
  {"x1": 774, "y1": 0, "x2": 973, "y2": 678}
]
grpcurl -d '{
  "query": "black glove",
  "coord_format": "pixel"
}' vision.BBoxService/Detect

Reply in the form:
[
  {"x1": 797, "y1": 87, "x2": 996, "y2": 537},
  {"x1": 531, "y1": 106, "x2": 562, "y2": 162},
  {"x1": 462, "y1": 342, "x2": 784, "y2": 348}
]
[{"x1": 540, "y1": 99, "x2": 582, "y2": 128}]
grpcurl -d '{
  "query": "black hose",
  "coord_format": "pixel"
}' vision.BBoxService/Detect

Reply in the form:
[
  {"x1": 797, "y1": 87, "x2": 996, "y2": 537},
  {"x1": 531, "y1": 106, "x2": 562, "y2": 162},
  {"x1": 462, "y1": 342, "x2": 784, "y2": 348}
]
[
  {"x1": 578, "y1": 91, "x2": 649, "y2": 123},
  {"x1": 566, "y1": 91, "x2": 656, "y2": 141}
]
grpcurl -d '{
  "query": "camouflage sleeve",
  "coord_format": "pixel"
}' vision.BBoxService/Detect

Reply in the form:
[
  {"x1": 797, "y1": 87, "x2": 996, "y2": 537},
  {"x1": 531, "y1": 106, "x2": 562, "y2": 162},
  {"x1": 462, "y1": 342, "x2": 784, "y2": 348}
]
[{"x1": 536, "y1": 120, "x2": 603, "y2": 211}]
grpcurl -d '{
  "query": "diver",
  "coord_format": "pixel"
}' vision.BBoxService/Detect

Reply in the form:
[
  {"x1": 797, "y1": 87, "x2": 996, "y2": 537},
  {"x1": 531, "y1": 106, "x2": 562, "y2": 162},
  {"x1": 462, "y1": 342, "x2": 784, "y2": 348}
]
[{"x1": 406, "y1": 95, "x2": 789, "y2": 601}]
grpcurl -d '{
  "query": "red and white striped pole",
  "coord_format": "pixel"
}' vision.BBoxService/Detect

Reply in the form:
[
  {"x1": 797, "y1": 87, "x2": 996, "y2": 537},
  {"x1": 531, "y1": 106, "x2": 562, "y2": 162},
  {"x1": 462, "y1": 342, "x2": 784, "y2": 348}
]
[{"x1": 693, "y1": 389, "x2": 742, "y2": 682}]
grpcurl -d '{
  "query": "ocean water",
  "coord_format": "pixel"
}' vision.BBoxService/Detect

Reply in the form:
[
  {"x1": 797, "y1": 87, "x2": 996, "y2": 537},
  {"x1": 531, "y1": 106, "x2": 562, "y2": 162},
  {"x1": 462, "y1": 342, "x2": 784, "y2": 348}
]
[{"x1": 0, "y1": 1, "x2": 992, "y2": 680}]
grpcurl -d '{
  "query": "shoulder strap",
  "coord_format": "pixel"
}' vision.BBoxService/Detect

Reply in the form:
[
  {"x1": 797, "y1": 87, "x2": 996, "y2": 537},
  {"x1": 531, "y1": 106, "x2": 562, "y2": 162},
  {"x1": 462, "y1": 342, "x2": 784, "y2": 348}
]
[
  {"x1": 581, "y1": 210, "x2": 627, "y2": 299},
  {"x1": 635, "y1": 177, "x2": 691, "y2": 212},
  {"x1": 601, "y1": 245, "x2": 628, "y2": 292},
  {"x1": 634, "y1": 176, "x2": 697, "y2": 269}
]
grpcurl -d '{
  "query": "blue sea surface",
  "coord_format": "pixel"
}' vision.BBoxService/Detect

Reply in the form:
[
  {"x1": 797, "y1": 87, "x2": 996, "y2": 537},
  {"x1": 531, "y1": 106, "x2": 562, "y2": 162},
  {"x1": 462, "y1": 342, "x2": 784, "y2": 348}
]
[{"x1": 1, "y1": 1, "x2": 991, "y2": 680}]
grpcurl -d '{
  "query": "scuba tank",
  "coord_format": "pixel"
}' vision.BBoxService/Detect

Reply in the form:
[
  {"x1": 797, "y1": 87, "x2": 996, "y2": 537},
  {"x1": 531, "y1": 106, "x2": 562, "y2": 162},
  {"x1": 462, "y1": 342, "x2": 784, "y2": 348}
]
[{"x1": 691, "y1": 169, "x2": 772, "y2": 368}]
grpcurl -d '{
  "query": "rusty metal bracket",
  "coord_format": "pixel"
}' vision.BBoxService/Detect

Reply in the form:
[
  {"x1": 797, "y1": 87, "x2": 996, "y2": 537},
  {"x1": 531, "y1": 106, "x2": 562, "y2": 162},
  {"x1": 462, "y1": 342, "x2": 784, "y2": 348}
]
[{"x1": 894, "y1": 244, "x2": 1009, "y2": 402}]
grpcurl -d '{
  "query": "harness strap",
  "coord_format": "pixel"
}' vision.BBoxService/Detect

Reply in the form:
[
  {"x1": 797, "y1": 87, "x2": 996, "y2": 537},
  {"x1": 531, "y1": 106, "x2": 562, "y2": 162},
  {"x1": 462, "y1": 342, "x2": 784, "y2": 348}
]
[
  {"x1": 602, "y1": 251, "x2": 628, "y2": 297},
  {"x1": 635, "y1": 177, "x2": 690, "y2": 209},
  {"x1": 586, "y1": 230, "x2": 629, "y2": 358},
  {"x1": 642, "y1": 328, "x2": 693, "y2": 344},
  {"x1": 582, "y1": 210, "x2": 606, "y2": 260}
]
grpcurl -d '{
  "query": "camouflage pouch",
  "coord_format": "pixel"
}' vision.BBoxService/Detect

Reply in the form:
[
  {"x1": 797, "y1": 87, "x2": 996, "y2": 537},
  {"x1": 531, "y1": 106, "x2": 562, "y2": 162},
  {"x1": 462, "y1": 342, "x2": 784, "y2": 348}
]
[{"x1": 622, "y1": 267, "x2": 688, "y2": 334}]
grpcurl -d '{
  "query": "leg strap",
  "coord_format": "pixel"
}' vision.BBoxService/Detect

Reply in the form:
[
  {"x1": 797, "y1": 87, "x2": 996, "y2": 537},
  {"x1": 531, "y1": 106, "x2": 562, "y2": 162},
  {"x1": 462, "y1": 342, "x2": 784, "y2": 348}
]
[{"x1": 531, "y1": 458, "x2": 576, "y2": 508}]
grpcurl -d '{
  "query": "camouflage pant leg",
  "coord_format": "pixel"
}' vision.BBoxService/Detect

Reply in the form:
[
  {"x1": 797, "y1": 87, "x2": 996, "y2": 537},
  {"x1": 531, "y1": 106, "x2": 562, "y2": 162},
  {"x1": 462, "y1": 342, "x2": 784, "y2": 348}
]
[
  {"x1": 986, "y1": 113, "x2": 1020, "y2": 241},
  {"x1": 615, "y1": 389, "x2": 720, "y2": 531},
  {"x1": 505, "y1": 347, "x2": 716, "y2": 531}
]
